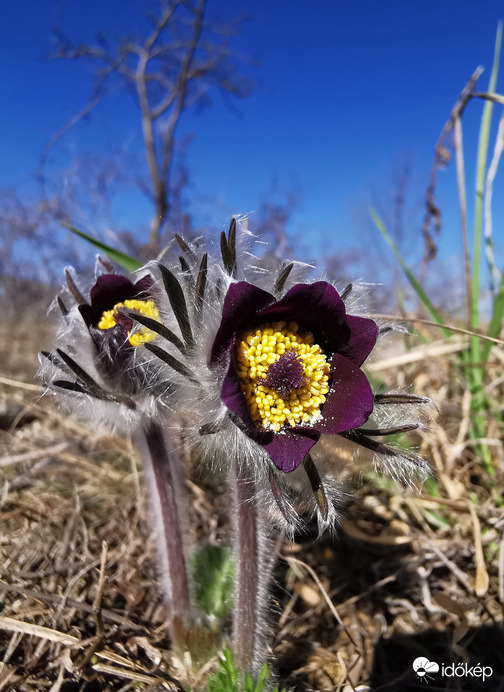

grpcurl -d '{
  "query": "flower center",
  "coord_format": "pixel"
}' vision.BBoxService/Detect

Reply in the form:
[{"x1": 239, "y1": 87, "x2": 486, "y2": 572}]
[
  {"x1": 97, "y1": 299, "x2": 160, "y2": 347},
  {"x1": 235, "y1": 321, "x2": 331, "y2": 431}
]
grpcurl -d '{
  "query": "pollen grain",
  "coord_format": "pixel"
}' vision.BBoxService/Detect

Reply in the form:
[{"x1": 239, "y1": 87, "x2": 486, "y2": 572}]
[
  {"x1": 97, "y1": 299, "x2": 160, "y2": 347},
  {"x1": 236, "y1": 321, "x2": 331, "y2": 431}
]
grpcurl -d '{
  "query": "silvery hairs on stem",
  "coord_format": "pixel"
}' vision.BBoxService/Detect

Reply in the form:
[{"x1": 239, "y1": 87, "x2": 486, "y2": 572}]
[{"x1": 41, "y1": 217, "x2": 433, "y2": 537}]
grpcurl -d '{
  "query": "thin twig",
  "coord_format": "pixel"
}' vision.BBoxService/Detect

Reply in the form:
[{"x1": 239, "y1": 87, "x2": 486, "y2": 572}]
[{"x1": 373, "y1": 313, "x2": 504, "y2": 346}]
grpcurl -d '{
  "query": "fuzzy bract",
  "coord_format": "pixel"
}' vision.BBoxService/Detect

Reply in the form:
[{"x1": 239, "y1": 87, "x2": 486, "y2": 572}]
[{"x1": 40, "y1": 268, "x2": 169, "y2": 432}]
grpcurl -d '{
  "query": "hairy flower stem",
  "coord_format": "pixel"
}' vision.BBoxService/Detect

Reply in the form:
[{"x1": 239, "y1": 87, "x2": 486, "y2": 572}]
[
  {"x1": 230, "y1": 460, "x2": 269, "y2": 674},
  {"x1": 136, "y1": 420, "x2": 190, "y2": 642}
]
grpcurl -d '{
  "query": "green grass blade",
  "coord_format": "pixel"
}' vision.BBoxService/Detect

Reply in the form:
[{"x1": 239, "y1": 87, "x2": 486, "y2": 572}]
[
  {"x1": 64, "y1": 223, "x2": 143, "y2": 272},
  {"x1": 471, "y1": 21, "x2": 502, "y2": 341},
  {"x1": 468, "y1": 21, "x2": 502, "y2": 448},
  {"x1": 483, "y1": 272, "x2": 504, "y2": 362},
  {"x1": 370, "y1": 209, "x2": 451, "y2": 338}
]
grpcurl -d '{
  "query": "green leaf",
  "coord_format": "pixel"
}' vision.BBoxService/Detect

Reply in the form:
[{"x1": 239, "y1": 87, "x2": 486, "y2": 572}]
[
  {"x1": 482, "y1": 273, "x2": 504, "y2": 362},
  {"x1": 191, "y1": 545, "x2": 234, "y2": 620},
  {"x1": 424, "y1": 509, "x2": 451, "y2": 529},
  {"x1": 64, "y1": 223, "x2": 143, "y2": 272},
  {"x1": 423, "y1": 477, "x2": 441, "y2": 498},
  {"x1": 472, "y1": 21, "x2": 503, "y2": 340},
  {"x1": 370, "y1": 209, "x2": 451, "y2": 338},
  {"x1": 203, "y1": 647, "x2": 286, "y2": 692}
]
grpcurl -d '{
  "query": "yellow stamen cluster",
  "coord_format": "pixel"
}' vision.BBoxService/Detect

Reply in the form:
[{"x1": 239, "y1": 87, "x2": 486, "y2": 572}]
[
  {"x1": 236, "y1": 321, "x2": 331, "y2": 432},
  {"x1": 97, "y1": 299, "x2": 160, "y2": 347}
]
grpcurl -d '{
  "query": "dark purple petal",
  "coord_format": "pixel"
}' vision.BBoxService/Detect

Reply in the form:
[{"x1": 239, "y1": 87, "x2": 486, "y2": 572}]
[
  {"x1": 338, "y1": 315, "x2": 379, "y2": 366},
  {"x1": 210, "y1": 282, "x2": 276, "y2": 364},
  {"x1": 133, "y1": 275, "x2": 155, "y2": 298},
  {"x1": 78, "y1": 304, "x2": 95, "y2": 329},
  {"x1": 82, "y1": 274, "x2": 154, "y2": 326},
  {"x1": 316, "y1": 353, "x2": 374, "y2": 434},
  {"x1": 220, "y1": 341, "x2": 262, "y2": 436},
  {"x1": 255, "y1": 282, "x2": 350, "y2": 353},
  {"x1": 90, "y1": 275, "x2": 138, "y2": 318},
  {"x1": 263, "y1": 429, "x2": 320, "y2": 473}
]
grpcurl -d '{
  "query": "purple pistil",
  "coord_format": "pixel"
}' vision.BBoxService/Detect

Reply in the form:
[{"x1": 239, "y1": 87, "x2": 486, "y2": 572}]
[{"x1": 261, "y1": 351, "x2": 305, "y2": 397}]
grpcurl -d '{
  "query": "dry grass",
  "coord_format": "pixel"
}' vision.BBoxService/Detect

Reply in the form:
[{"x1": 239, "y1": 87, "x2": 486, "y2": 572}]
[{"x1": 1, "y1": 321, "x2": 503, "y2": 691}]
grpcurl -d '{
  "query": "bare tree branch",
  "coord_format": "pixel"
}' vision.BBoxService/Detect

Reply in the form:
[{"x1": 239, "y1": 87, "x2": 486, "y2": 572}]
[{"x1": 47, "y1": 0, "x2": 255, "y2": 255}]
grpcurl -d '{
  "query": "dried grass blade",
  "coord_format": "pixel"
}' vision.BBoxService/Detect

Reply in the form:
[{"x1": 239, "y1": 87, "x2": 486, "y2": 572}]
[
  {"x1": 0, "y1": 617, "x2": 79, "y2": 646},
  {"x1": 91, "y1": 663, "x2": 162, "y2": 683},
  {"x1": 471, "y1": 21, "x2": 502, "y2": 338},
  {"x1": 484, "y1": 110, "x2": 504, "y2": 293},
  {"x1": 0, "y1": 441, "x2": 72, "y2": 468},
  {"x1": 468, "y1": 502, "x2": 489, "y2": 596}
]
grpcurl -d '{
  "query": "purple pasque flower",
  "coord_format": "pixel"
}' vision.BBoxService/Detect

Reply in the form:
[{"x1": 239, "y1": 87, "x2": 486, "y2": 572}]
[
  {"x1": 78, "y1": 273, "x2": 157, "y2": 380},
  {"x1": 211, "y1": 280, "x2": 379, "y2": 473},
  {"x1": 79, "y1": 273, "x2": 155, "y2": 343},
  {"x1": 41, "y1": 270, "x2": 163, "y2": 418}
]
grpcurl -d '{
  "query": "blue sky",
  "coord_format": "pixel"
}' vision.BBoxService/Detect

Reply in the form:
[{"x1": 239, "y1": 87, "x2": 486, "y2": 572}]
[{"x1": 2, "y1": 0, "x2": 504, "y2": 287}]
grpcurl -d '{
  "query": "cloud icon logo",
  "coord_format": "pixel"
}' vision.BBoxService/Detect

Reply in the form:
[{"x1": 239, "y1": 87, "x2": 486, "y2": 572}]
[{"x1": 413, "y1": 657, "x2": 440, "y2": 682}]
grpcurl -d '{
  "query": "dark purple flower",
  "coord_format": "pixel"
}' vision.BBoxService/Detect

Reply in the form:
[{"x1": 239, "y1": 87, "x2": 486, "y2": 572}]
[
  {"x1": 211, "y1": 281, "x2": 378, "y2": 473},
  {"x1": 79, "y1": 274, "x2": 154, "y2": 332},
  {"x1": 78, "y1": 273, "x2": 156, "y2": 379}
]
